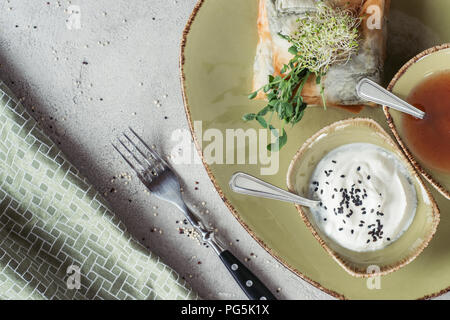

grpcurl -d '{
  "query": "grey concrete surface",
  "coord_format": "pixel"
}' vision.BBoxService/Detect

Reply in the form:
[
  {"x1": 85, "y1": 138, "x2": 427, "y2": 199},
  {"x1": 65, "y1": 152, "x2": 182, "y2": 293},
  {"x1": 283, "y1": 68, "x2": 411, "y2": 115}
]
[{"x1": 0, "y1": 0, "x2": 447, "y2": 300}]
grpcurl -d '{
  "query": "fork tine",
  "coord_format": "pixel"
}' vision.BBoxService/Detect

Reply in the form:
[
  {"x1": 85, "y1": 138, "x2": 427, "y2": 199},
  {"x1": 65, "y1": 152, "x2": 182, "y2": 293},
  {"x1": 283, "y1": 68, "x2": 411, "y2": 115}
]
[
  {"x1": 128, "y1": 127, "x2": 166, "y2": 165},
  {"x1": 112, "y1": 143, "x2": 140, "y2": 174},
  {"x1": 122, "y1": 132, "x2": 155, "y2": 169},
  {"x1": 117, "y1": 137, "x2": 147, "y2": 171}
]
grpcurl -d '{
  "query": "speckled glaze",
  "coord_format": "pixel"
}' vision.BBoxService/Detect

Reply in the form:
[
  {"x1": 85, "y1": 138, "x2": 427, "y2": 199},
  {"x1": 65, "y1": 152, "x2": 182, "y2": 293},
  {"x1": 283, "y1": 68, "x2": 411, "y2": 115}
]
[
  {"x1": 384, "y1": 44, "x2": 450, "y2": 200},
  {"x1": 180, "y1": 0, "x2": 450, "y2": 299}
]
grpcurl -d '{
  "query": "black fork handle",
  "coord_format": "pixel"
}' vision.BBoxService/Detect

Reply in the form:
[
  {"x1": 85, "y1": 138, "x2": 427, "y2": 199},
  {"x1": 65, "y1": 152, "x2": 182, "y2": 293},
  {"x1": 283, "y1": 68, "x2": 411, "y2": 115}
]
[{"x1": 219, "y1": 250, "x2": 277, "y2": 300}]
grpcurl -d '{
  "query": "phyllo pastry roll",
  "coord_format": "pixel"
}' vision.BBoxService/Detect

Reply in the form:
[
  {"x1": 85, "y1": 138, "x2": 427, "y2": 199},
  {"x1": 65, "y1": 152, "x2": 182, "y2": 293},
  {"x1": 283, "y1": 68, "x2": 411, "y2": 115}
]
[{"x1": 253, "y1": 0, "x2": 390, "y2": 109}]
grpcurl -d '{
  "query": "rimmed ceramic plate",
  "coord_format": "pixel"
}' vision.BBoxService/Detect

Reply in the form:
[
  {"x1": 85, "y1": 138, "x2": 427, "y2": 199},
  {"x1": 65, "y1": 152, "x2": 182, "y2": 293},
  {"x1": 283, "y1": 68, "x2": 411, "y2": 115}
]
[
  {"x1": 384, "y1": 44, "x2": 450, "y2": 199},
  {"x1": 180, "y1": 0, "x2": 450, "y2": 299}
]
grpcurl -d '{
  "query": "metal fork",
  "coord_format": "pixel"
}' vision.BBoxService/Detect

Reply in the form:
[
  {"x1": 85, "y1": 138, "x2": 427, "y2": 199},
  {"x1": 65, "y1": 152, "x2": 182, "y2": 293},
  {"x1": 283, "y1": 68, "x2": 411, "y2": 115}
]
[{"x1": 112, "y1": 128, "x2": 276, "y2": 300}]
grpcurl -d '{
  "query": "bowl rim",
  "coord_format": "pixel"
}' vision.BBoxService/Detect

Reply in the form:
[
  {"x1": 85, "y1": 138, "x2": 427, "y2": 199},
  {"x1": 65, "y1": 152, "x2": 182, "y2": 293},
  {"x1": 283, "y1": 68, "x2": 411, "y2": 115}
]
[
  {"x1": 286, "y1": 118, "x2": 440, "y2": 278},
  {"x1": 383, "y1": 43, "x2": 450, "y2": 200}
]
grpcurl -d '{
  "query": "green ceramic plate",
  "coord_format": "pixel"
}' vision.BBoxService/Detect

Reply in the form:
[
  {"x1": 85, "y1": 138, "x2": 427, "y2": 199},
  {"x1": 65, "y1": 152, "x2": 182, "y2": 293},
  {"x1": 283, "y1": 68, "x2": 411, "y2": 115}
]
[{"x1": 181, "y1": 0, "x2": 450, "y2": 299}]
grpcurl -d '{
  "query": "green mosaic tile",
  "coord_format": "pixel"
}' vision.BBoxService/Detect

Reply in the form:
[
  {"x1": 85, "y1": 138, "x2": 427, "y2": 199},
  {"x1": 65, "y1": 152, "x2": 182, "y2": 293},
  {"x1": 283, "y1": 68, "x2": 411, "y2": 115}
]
[
  {"x1": 24, "y1": 173, "x2": 32, "y2": 182},
  {"x1": 61, "y1": 181, "x2": 69, "y2": 190},
  {"x1": 24, "y1": 135, "x2": 34, "y2": 145},
  {"x1": 39, "y1": 145, "x2": 49, "y2": 154},
  {"x1": 47, "y1": 206, "x2": 55, "y2": 215},
  {"x1": 31, "y1": 196, "x2": 41, "y2": 206},
  {"x1": 46, "y1": 170, "x2": 54, "y2": 179},
  {"x1": 16, "y1": 149, "x2": 25, "y2": 159},
  {"x1": 11, "y1": 124, "x2": 20, "y2": 134},
  {"x1": 31, "y1": 160, "x2": 40, "y2": 170},
  {"x1": 5, "y1": 176, "x2": 13, "y2": 185}
]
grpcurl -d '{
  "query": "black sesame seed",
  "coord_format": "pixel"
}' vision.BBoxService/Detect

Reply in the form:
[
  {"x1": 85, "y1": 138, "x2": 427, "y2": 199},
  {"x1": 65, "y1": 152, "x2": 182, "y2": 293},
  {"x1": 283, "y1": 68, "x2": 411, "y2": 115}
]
[
  {"x1": 357, "y1": 166, "x2": 361, "y2": 171},
  {"x1": 367, "y1": 175, "x2": 371, "y2": 180},
  {"x1": 339, "y1": 228, "x2": 343, "y2": 231}
]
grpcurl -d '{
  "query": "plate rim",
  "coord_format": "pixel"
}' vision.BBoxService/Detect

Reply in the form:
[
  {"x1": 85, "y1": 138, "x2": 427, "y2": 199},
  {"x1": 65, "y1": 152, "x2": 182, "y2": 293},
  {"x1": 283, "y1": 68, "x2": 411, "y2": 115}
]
[{"x1": 179, "y1": 0, "x2": 449, "y2": 300}]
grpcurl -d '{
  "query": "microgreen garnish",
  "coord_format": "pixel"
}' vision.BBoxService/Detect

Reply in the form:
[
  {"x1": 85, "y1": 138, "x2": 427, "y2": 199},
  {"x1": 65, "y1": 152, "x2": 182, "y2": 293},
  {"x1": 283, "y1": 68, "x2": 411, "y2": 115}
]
[{"x1": 244, "y1": 2, "x2": 361, "y2": 151}]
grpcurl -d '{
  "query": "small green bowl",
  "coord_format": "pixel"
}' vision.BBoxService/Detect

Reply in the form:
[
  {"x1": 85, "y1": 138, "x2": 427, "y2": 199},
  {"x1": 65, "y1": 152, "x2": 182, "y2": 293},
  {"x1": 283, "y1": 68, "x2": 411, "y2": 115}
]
[
  {"x1": 384, "y1": 44, "x2": 450, "y2": 199},
  {"x1": 287, "y1": 118, "x2": 440, "y2": 277}
]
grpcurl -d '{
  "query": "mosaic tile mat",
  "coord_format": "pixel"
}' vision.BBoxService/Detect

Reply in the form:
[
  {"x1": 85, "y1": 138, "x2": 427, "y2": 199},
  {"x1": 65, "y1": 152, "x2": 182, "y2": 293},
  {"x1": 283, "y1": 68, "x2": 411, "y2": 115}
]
[{"x1": 0, "y1": 80, "x2": 198, "y2": 300}]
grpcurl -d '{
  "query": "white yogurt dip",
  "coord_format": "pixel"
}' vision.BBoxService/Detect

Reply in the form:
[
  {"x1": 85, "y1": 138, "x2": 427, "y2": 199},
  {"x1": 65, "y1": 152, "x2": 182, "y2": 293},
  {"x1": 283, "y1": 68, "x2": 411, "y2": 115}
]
[{"x1": 309, "y1": 143, "x2": 417, "y2": 252}]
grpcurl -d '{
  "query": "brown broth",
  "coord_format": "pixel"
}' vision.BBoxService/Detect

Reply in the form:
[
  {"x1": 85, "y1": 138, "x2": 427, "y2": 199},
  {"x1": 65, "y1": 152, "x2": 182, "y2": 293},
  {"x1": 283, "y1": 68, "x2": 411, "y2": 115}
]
[{"x1": 403, "y1": 70, "x2": 450, "y2": 172}]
